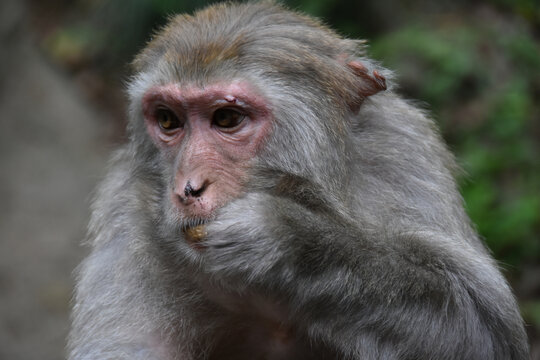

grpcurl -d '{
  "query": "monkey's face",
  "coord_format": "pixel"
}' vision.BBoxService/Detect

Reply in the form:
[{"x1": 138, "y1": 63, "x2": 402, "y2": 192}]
[{"x1": 142, "y1": 80, "x2": 272, "y2": 231}]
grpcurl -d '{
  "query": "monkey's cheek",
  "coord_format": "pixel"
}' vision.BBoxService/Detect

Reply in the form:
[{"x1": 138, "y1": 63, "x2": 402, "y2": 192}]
[{"x1": 183, "y1": 225, "x2": 207, "y2": 249}]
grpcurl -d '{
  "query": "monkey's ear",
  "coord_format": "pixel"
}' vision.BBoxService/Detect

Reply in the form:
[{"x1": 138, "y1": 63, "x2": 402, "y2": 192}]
[{"x1": 347, "y1": 61, "x2": 387, "y2": 98}]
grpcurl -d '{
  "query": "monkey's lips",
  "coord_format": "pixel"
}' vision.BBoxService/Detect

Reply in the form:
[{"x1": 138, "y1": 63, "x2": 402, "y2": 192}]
[{"x1": 183, "y1": 224, "x2": 207, "y2": 243}]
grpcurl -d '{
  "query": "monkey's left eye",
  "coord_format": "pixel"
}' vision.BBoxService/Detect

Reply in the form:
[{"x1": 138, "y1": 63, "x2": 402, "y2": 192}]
[
  {"x1": 212, "y1": 109, "x2": 245, "y2": 129},
  {"x1": 156, "y1": 108, "x2": 182, "y2": 132}
]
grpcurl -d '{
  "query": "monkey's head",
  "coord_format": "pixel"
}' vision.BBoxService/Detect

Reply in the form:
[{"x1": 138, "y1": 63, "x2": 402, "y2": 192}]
[{"x1": 126, "y1": 2, "x2": 386, "y2": 236}]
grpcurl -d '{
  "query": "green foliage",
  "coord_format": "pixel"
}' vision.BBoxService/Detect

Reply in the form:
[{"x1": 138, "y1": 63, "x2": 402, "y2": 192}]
[
  {"x1": 371, "y1": 19, "x2": 540, "y2": 267},
  {"x1": 43, "y1": 24, "x2": 101, "y2": 66},
  {"x1": 522, "y1": 301, "x2": 540, "y2": 329},
  {"x1": 371, "y1": 27, "x2": 486, "y2": 109}
]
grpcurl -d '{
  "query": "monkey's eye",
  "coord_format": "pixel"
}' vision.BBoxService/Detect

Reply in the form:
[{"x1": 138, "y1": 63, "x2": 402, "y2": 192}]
[
  {"x1": 212, "y1": 109, "x2": 245, "y2": 129},
  {"x1": 156, "y1": 108, "x2": 181, "y2": 132}
]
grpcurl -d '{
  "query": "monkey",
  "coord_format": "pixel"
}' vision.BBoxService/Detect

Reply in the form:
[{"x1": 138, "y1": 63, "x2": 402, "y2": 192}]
[{"x1": 68, "y1": 2, "x2": 529, "y2": 359}]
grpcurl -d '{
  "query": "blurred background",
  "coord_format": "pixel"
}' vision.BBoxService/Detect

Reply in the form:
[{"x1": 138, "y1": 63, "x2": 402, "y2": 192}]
[{"x1": 0, "y1": 0, "x2": 538, "y2": 359}]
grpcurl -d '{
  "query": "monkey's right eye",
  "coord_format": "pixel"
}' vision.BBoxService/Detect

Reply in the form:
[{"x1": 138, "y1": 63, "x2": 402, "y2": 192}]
[{"x1": 155, "y1": 108, "x2": 182, "y2": 132}]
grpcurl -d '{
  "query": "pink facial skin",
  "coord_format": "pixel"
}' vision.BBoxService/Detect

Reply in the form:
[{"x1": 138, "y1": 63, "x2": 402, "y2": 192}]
[{"x1": 142, "y1": 81, "x2": 272, "y2": 221}]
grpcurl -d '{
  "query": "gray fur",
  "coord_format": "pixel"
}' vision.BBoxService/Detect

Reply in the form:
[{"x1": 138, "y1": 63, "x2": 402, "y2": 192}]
[{"x1": 68, "y1": 2, "x2": 529, "y2": 359}]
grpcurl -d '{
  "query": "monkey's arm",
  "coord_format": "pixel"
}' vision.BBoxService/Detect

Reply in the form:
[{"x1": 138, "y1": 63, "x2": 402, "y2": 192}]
[{"x1": 203, "y1": 192, "x2": 527, "y2": 360}]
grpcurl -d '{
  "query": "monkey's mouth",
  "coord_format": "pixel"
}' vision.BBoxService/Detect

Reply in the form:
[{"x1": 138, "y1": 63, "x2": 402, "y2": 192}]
[
  {"x1": 181, "y1": 218, "x2": 210, "y2": 244},
  {"x1": 181, "y1": 217, "x2": 209, "y2": 231}
]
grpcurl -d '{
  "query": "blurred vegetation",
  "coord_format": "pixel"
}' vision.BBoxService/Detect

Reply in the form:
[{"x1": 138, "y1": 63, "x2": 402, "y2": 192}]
[
  {"x1": 372, "y1": 22, "x2": 540, "y2": 268},
  {"x1": 29, "y1": 0, "x2": 540, "y2": 342}
]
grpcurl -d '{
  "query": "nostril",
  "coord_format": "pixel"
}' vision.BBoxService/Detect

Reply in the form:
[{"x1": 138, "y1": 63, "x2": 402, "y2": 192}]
[
  {"x1": 191, "y1": 185, "x2": 205, "y2": 197},
  {"x1": 184, "y1": 180, "x2": 207, "y2": 198},
  {"x1": 184, "y1": 182, "x2": 194, "y2": 197}
]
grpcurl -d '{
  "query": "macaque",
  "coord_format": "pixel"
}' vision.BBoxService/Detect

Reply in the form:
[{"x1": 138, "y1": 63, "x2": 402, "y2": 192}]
[{"x1": 68, "y1": 2, "x2": 529, "y2": 359}]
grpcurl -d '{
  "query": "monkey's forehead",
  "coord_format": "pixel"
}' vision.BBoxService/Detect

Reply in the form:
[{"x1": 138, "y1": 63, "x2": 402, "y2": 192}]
[{"x1": 132, "y1": 2, "x2": 361, "y2": 78}]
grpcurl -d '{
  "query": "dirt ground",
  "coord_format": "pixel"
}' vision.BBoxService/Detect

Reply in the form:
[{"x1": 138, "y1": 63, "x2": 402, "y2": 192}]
[{"x1": 0, "y1": 1, "x2": 113, "y2": 359}]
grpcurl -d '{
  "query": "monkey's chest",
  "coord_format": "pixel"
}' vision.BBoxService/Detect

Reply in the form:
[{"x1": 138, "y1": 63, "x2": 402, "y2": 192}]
[
  {"x1": 208, "y1": 315, "x2": 332, "y2": 360},
  {"x1": 208, "y1": 318, "x2": 302, "y2": 360},
  {"x1": 202, "y1": 289, "x2": 335, "y2": 360}
]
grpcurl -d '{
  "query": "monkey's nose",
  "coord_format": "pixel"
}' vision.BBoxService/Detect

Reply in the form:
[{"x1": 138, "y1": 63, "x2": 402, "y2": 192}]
[{"x1": 184, "y1": 180, "x2": 207, "y2": 198}]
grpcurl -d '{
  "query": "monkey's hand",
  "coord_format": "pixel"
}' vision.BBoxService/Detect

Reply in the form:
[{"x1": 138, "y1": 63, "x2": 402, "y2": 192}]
[
  {"x1": 201, "y1": 192, "x2": 295, "y2": 284},
  {"x1": 199, "y1": 191, "x2": 524, "y2": 360}
]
